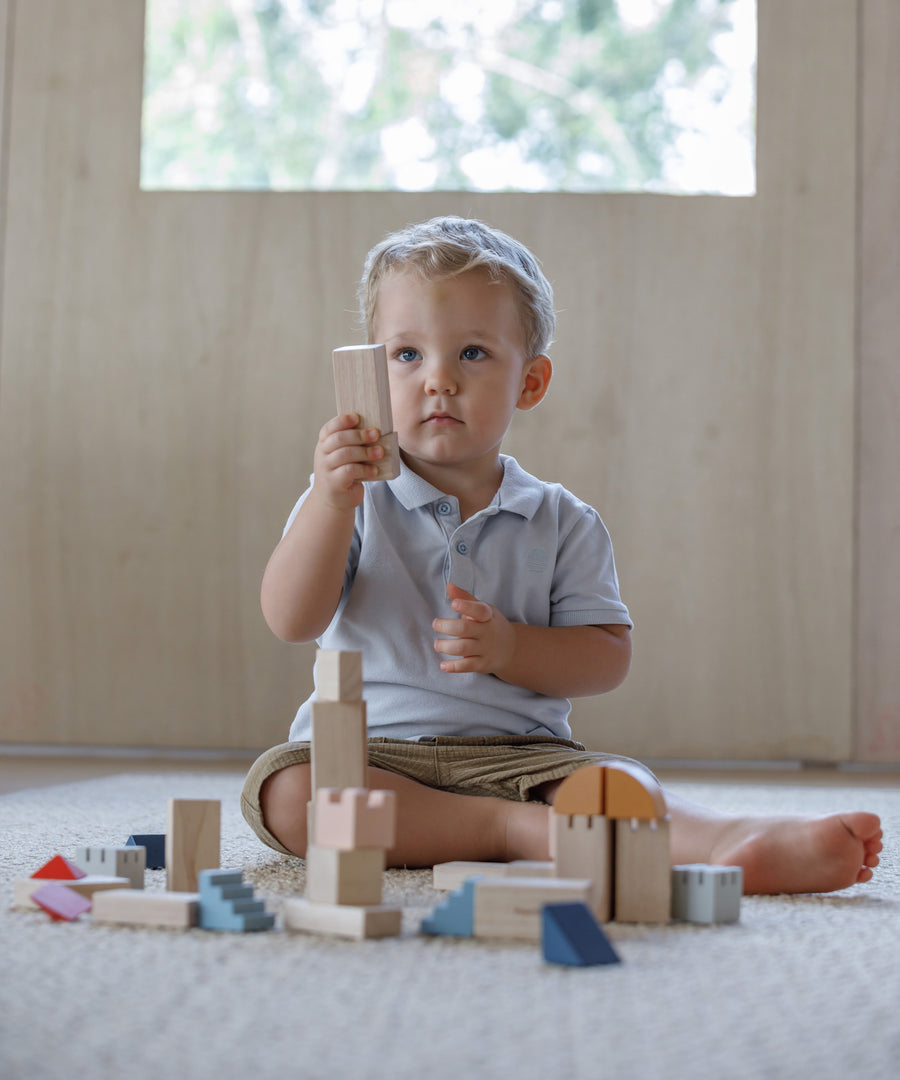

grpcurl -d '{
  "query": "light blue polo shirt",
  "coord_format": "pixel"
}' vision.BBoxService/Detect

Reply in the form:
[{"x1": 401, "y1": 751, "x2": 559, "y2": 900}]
[{"x1": 285, "y1": 455, "x2": 632, "y2": 742}]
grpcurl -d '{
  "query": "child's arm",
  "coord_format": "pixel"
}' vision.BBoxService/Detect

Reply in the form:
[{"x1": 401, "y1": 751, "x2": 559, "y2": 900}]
[
  {"x1": 432, "y1": 583, "x2": 631, "y2": 698},
  {"x1": 260, "y1": 414, "x2": 385, "y2": 642}
]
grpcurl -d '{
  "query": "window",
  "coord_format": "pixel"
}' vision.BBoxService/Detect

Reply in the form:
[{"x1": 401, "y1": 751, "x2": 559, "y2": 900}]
[{"x1": 141, "y1": 0, "x2": 756, "y2": 194}]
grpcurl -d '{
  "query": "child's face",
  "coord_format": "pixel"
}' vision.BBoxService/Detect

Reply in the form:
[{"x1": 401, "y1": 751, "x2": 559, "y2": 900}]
[{"x1": 372, "y1": 266, "x2": 549, "y2": 482}]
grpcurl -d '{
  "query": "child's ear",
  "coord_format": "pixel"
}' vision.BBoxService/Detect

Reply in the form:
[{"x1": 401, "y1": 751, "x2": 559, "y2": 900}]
[{"x1": 517, "y1": 354, "x2": 552, "y2": 411}]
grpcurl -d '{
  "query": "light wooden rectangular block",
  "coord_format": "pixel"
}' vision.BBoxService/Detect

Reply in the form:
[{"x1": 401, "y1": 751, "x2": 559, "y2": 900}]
[
  {"x1": 507, "y1": 861, "x2": 555, "y2": 878},
  {"x1": 473, "y1": 877, "x2": 593, "y2": 941},
  {"x1": 13, "y1": 876, "x2": 130, "y2": 910},
  {"x1": 314, "y1": 788, "x2": 396, "y2": 851},
  {"x1": 552, "y1": 813, "x2": 613, "y2": 922},
  {"x1": 315, "y1": 649, "x2": 363, "y2": 702},
  {"x1": 310, "y1": 701, "x2": 367, "y2": 795},
  {"x1": 91, "y1": 889, "x2": 200, "y2": 928},
  {"x1": 333, "y1": 344, "x2": 400, "y2": 481},
  {"x1": 614, "y1": 817, "x2": 672, "y2": 924},
  {"x1": 333, "y1": 344, "x2": 393, "y2": 433},
  {"x1": 305, "y1": 845, "x2": 385, "y2": 906},
  {"x1": 432, "y1": 861, "x2": 510, "y2": 891},
  {"x1": 432, "y1": 860, "x2": 555, "y2": 891},
  {"x1": 283, "y1": 898, "x2": 402, "y2": 939},
  {"x1": 166, "y1": 799, "x2": 221, "y2": 892}
]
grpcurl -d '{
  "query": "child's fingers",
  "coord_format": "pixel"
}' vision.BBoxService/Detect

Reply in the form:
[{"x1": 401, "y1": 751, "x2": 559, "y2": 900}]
[
  {"x1": 433, "y1": 634, "x2": 480, "y2": 659},
  {"x1": 450, "y1": 597, "x2": 492, "y2": 622},
  {"x1": 432, "y1": 617, "x2": 469, "y2": 640}
]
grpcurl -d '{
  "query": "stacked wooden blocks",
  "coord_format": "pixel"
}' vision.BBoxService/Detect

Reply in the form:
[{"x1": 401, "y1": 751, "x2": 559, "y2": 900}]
[
  {"x1": 429, "y1": 760, "x2": 678, "y2": 931},
  {"x1": 333, "y1": 344, "x2": 400, "y2": 481},
  {"x1": 283, "y1": 649, "x2": 403, "y2": 939},
  {"x1": 551, "y1": 761, "x2": 672, "y2": 924}
]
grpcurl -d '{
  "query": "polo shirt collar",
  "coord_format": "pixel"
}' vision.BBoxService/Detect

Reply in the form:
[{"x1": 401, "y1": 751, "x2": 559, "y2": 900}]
[{"x1": 387, "y1": 454, "x2": 543, "y2": 520}]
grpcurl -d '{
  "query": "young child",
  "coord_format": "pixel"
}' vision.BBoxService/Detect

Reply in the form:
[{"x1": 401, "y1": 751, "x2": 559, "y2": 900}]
[{"x1": 242, "y1": 215, "x2": 881, "y2": 895}]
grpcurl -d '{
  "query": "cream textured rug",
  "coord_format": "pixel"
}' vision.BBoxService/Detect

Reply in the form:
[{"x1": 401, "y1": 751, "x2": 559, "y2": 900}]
[{"x1": 1, "y1": 772, "x2": 898, "y2": 1080}]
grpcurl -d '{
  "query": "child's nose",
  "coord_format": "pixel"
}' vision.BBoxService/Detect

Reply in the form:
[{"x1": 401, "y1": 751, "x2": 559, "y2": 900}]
[{"x1": 424, "y1": 357, "x2": 458, "y2": 395}]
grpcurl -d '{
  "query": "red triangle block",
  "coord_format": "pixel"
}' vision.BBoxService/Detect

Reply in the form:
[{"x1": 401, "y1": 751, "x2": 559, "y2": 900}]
[
  {"x1": 32, "y1": 855, "x2": 86, "y2": 880},
  {"x1": 31, "y1": 883, "x2": 92, "y2": 921}
]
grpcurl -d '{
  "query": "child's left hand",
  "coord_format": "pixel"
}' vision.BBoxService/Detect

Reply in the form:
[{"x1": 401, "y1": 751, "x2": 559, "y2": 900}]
[{"x1": 432, "y1": 582, "x2": 515, "y2": 676}]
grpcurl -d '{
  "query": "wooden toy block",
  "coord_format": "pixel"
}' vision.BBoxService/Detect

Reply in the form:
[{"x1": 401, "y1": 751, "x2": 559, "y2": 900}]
[
  {"x1": 551, "y1": 813, "x2": 613, "y2": 923},
  {"x1": 314, "y1": 788, "x2": 396, "y2": 851},
  {"x1": 305, "y1": 845, "x2": 385, "y2": 907},
  {"x1": 14, "y1": 876, "x2": 130, "y2": 910},
  {"x1": 432, "y1": 860, "x2": 554, "y2": 891},
  {"x1": 507, "y1": 861, "x2": 555, "y2": 878},
  {"x1": 31, "y1": 854, "x2": 86, "y2": 880},
  {"x1": 553, "y1": 766, "x2": 605, "y2": 817},
  {"x1": 604, "y1": 762, "x2": 668, "y2": 821},
  {"x1": 315, "y1": 649, "x2": 363, "y2": 702},
  {"x1": 283, "y1": 898, "x2": 402, "y2": 940},
  {"x1": 91, "y1": 889, "x2": 200, "y2": 929},
  {"x1": 421, "y1": 877, "x2": 479, "y2": 937},
  {"x1": 671, "y1": 864, "x2": 742, "y2": 924},
  {"x1": 127, "y1": 834, "x2": 165, "y2": 869},
  {"x1": 472, "y1": 877, "x2": 593, "y2": 942},
  {"x1": 310, "y1": 701, "x2": 367, "y2": 795},
  {"x1": 614, "y1": 817, "x2": 672, "y2": 924},
  {"x1": 432, "y1": 861, "x2": 511, "y2": 891},
  {"x1": 333, "y1": 344, "x2": 400, "y2": 480},
  {"x1": 31, "y1": 883, "x2": 93, "y2": 921},
  {"x1": 542, "y1": 902, "x2": 621, "y2": 967},
  {"x1": 165, "y1": 799, "x2": 221, "y2": 892},
  {"x1": 198, "y1": 869, "x2": 275, "y2": 932},
  {"x1": 75, "y1": 846, "x2": 145, "y2": 889}
]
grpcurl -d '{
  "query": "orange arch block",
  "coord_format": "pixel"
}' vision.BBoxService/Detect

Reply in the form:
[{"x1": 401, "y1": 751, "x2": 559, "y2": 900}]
[
  {"x1": 553, "y1": 766, "x2": 605, "y2": 817},
  {"x1": 605, "y1": 763, "x2": 667, "y2": 820}
]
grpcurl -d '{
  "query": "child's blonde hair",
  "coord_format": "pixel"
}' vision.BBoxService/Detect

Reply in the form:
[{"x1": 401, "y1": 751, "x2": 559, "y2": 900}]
[{"x1": 359, "y1": 216, "x2": 556, "y2": 357}]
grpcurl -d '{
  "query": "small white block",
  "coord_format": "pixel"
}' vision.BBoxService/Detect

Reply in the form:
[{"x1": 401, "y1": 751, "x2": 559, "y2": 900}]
[{"x1": 671, "y1": 864, "x2": 742, "y2": 923}]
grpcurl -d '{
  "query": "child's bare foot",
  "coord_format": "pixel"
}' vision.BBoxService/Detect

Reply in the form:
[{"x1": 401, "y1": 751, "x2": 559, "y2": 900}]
[{"x1": 708, "y1": 811, "x2": 883, "y2": 895}]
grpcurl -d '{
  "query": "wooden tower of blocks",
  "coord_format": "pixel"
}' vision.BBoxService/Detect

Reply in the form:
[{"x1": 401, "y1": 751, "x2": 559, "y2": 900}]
[
  {"x1": 551, "y1": 762, "x2": 672, "y2": 924},
  {"x1": 283, "y1": 649, "x2": 403, "y2": 939},
  {"x1": 333, "y1": 344, "x2": 400, "y2": 481}
]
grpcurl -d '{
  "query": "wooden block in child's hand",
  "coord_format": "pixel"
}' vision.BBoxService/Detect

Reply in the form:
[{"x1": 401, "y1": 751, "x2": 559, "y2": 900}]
[{"x1": 333, "y1": 344, "x2": 400, "y2": 480}]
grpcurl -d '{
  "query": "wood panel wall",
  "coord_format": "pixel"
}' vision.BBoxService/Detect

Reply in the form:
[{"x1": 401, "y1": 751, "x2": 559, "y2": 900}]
[
  {"x1": 856, "y1": 0, "x2": 900, "y2": 762},
  {"x1": 0, "y1": 0, "x2": 889, "y2": 762}
]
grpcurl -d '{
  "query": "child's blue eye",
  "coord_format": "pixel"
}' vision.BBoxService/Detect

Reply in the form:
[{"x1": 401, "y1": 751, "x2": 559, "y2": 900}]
[
  {"x1": 397, "y1": 348, "x2": 420, "y2": 363},
  {"x1": 461, "y1": 346, "x2": 486, "y2": 361}
]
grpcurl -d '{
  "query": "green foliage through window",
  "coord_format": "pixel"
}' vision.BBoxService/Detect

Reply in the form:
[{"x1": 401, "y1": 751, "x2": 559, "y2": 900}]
[{"x1": 141, "y1": 0, "x2": 756, "y2": 194}]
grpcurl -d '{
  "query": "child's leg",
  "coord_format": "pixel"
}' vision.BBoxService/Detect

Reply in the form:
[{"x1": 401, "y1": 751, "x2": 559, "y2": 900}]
[
  {"x1": 261, "y1": 765, "x2": 882, "y2": 894},
  {"x1": 259, "y1": 762, "x2": 552, "y2": 868},
  {"x1": 662, "y1": 790, "x2": 883, "y2": 895},
  {"x1": 533, "y1": 778, "x2": 883, "y2": 895}
]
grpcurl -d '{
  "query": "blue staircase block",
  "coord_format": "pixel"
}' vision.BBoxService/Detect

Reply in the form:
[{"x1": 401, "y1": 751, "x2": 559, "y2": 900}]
[
  {"x1": 421, "y1": 877, "x2": 479, "y2": 937},
  {"x1": 542, "y1": 902, "x2": 621, "y2": 967},
  {"x1": 198, "y1": 868, "x2": 275, "y2": 932}
]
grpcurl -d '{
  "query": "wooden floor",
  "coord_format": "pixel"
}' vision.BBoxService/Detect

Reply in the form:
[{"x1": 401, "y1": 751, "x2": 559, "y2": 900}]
[
  {"x1": 1, "y1": 751, "x2": 897, "y2": 796},
  {"x1": 0, "y1": 753, "x2": 258, "y2": 795}
]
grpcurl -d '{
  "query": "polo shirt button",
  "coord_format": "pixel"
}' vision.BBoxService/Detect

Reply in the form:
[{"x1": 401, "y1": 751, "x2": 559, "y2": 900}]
[
  {"x1": 437, "y1": 501, "x2": 452, "y2": 516},
  {"x1": 456, "y1": 541, "x2": 469, "y2": 555}
]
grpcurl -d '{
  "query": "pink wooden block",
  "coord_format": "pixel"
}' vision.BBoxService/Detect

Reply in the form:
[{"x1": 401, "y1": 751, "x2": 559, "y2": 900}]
[
  {"x1": 314, "y1": 788, "x2": 397, "y2": 851},
  {"x1": 31, "y1": 883, "x2": 93, "y2": 921}
]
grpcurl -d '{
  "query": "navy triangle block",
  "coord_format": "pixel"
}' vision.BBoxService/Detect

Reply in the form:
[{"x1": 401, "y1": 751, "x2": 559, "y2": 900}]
[{"x1": 542, "y1": 902, "x2": 621, "y2": 967}]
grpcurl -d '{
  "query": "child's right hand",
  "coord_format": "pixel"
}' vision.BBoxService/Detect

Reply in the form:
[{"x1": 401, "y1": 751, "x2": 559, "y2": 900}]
[{"x1": 312, "y1": 413, "x2": 385, "y2": 511}]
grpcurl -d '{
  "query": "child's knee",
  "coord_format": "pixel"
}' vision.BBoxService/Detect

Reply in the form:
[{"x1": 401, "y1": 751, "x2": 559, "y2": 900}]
[{"x1": 260, "y1": 763, "x2": 311, "y2": 856}]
